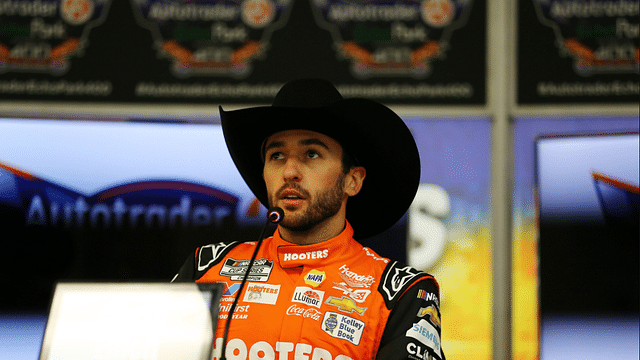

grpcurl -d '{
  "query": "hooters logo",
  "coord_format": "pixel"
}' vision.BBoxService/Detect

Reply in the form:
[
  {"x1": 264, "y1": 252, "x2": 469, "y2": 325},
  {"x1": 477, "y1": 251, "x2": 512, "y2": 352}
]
[
  {"x1": 243, "y1": 283, "x2": 280, "y2": 305},
  {"x1": 282, "y1": 249, "x2": 329, "y2": 262},
  {"x1": 211, "y1": 338, "x2": 355, "y2": 359}
]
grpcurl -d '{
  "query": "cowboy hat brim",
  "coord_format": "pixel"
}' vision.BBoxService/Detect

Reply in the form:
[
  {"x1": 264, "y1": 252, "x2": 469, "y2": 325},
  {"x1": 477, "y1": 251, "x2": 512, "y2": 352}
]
[{"x1": 220, "y1": 98, "x2": 420, "y2": 240}]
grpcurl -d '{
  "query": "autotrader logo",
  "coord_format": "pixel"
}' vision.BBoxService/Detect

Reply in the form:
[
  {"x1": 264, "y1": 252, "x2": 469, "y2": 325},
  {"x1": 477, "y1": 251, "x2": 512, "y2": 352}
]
[{"x1": 0, "y1": 161, "x2": 238, "y2": 229}]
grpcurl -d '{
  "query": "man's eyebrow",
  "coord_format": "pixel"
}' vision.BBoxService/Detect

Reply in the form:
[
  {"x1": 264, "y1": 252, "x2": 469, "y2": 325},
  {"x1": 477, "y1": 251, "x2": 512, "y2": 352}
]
[
  {"x1": 263, "y1": 140, "x2": 285, "y2": 153},
  {"x1": 300, "y1": 138, "x2": 330, "y2": 150}
]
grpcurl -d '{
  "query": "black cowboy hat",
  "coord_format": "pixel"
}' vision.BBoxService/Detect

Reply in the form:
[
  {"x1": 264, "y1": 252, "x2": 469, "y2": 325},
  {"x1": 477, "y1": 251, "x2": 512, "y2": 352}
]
[{"x1": 220, "y1": 79, "x2": 420, "y2": 240}]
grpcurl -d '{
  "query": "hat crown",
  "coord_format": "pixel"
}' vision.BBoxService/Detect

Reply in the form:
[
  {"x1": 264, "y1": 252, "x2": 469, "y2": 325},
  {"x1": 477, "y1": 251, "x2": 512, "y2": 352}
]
[{"x1": 272, "y1": 79, "x2": 344, "y2": 108}]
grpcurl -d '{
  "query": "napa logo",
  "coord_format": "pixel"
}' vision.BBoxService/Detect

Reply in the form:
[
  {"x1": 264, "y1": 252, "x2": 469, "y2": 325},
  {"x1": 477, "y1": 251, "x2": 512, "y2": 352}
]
[
  {"x1": 0, "y1": 161, "x2": 238, "y2": 229},
  {"x1": 304, "y1": 269, "x2": 326, "y2": 287}
]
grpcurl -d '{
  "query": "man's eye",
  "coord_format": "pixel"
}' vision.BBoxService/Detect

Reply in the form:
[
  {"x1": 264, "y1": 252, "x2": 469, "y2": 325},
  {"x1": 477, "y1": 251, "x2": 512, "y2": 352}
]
[
  {"x1": 307, "y1": 151, "x2": 320, "y2": 159},
  {"x1": 269, "y1": 152, "x2": 284, "y2": 160}
]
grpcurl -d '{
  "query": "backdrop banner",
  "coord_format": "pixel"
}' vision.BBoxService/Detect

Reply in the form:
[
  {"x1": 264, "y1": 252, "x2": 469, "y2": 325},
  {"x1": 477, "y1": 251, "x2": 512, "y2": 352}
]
[
  {"x1": 517, "y1": 0, "x2": 639, "y2": 104},
  {"x1": 0, "y1": 0, "x2": 486, "y2": 105}
]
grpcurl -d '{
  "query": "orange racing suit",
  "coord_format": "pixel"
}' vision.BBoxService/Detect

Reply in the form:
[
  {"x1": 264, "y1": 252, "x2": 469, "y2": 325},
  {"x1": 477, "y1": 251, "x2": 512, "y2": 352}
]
[{"x1": 173, "y1": 222, "x2": 444, "y2": 360}]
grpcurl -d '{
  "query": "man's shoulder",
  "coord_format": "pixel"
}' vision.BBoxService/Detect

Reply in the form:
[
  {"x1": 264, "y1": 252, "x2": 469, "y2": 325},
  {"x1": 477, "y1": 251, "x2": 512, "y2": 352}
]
[
  {"x1": 173, "y1": 239, "x2": 264, "y2": 282},
  {"x1": 194, "y1": 240, "x2": 255, "y2": 272},
  {"x1": 377, "y1": 260, "x2": 438, "y2": 310}
]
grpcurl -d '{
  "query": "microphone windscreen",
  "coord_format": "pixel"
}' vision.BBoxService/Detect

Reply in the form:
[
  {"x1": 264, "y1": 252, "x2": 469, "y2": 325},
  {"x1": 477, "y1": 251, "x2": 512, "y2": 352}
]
[{"x1": 268, "y1": 207, "x2": 284, "y2": 224}]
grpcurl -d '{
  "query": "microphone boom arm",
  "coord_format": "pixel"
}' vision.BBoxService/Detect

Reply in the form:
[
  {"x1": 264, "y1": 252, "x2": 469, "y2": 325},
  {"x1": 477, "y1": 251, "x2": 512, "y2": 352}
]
[{"x1": 218, "y1": 207, "x2": 283, "y2": 360}]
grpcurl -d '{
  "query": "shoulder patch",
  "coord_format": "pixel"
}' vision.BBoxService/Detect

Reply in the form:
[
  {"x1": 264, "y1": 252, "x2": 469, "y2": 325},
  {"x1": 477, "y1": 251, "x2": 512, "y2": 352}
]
[
  {"x1": 196, "y1": 241, "x2": 241, "y2": 272},
  {"x1": 378, "y1": 261, "x2": 429, "y2": 309}
]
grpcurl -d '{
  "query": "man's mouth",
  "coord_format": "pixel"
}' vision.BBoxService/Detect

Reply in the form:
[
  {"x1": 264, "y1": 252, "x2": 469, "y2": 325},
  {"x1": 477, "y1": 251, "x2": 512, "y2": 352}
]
[
  {"x1": 280, "y1": 190, "x2": 305, "y2": 200},
  {"x1": 278, "y1": 188, "x2": 307, "y2": 205}
]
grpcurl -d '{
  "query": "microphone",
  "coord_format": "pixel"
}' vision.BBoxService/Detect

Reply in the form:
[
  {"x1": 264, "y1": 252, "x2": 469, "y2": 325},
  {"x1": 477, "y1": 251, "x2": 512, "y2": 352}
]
[
  {"x1": 218, "y1": 207, "x2": 283, "y2": 360},
  {"x1": 267, "y1": 207, "x2": 284, "y2": 224}
]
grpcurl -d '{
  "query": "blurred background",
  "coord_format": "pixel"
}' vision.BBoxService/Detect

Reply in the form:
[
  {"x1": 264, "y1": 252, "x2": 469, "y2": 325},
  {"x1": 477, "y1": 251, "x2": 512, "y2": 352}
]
[{"x1": 1, "y1": 0, "x2": 638, "y2": 359}]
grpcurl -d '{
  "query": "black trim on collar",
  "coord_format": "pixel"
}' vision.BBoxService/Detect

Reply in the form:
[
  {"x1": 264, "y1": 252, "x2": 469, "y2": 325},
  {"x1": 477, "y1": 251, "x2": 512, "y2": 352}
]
[{"x1": 195, "y1": 241, "x2": 242, "y2": 280}]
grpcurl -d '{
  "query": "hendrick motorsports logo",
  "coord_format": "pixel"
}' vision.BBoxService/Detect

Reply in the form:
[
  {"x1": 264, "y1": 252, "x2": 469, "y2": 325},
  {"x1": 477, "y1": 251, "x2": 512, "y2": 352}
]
[
  {"x1": 533, "y1": 0, "x2": 639, "y2": 76},
  {"x1": 310, "y1": 0, "x2": 475, "y2": 78},
  {"x1": 130, "y1": 0, "x2": 294, "y2": 77},
  {"x1": 0, "y1": 161, "x2": 238, "y2": 229},
  {"x1": 0, "y1": 0, "x2": 112, "y2": 74}
]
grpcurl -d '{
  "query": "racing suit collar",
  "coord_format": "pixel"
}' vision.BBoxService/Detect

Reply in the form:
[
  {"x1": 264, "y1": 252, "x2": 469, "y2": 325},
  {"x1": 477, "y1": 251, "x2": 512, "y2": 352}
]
[{"x1": 273, "y1": 221, "x2": 356, "y2": 269}]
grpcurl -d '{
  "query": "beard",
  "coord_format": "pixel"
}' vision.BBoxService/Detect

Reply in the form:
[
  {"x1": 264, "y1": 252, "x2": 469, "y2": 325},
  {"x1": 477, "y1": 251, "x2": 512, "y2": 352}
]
[{"x1": 271, "y1": 174, "x2": 346, "y2": 233}]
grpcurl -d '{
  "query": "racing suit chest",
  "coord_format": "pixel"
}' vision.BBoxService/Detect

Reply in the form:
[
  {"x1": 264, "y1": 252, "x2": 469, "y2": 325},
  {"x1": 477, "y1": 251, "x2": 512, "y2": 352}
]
[{"x1": 195, "y1": 223, "x2": 392, "y2": 359}]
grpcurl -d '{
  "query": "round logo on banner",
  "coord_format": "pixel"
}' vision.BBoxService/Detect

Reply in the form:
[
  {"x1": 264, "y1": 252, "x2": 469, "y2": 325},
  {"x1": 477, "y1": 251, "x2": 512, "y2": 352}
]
[
  {"x1": 242, "y1": 0, "x2": 276, "y2": 28},
  {"x1": 421, "y1": 0, "x2": 454, "y2": 28},
  {"x1": 61, "y1": 0, "x2": 95, "y2": 25}
]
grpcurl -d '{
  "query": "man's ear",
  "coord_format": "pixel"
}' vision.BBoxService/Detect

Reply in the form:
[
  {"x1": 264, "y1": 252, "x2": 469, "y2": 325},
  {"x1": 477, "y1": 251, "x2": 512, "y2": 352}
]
[{"x1": 344, "y1": 166, "x2": 366, "y2": 197}]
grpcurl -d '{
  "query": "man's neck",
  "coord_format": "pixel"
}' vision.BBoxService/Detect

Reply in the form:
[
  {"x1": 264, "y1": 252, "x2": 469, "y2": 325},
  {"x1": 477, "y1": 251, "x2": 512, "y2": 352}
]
[{"x1": 277, "y1": 219, "x2": 347, "y2": 245}]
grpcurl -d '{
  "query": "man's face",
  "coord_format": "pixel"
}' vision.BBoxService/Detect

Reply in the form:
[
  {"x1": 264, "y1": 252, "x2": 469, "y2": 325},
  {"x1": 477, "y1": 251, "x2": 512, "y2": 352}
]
[{"x1": 262, "y1": 129, "x2": 348, "y2": 232}]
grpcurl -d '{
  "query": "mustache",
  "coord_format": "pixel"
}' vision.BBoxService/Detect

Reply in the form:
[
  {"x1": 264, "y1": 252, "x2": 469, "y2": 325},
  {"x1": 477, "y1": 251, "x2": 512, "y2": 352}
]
[{"x1": 276, "y1": 182, "x2": 310, "y2": 199}]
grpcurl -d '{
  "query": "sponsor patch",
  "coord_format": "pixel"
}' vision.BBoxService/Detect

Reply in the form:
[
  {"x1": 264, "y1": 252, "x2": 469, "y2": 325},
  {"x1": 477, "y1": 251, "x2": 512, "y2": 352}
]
[
  {"x1": 223, "y1": 282, "x2": 242, "y2": 296},
  {"x1": 332, "y1": 282, "x2": 371, "y2": 303},
  {"x1": 417, "y1": 289, "x2": 440, "y2": 307},
  {"x1": 281, "y1": 249, "x2": 329, "y2": 262},
  {"x1": 219, "y1": 258, "x2": 273, "y2": 282},
  {"x1": 418, "y1": 305, "x2": 441, "y2": 328},
  {"x1": 406, "y1": 319, "x2": 441, "y2": 355},
  {"x1": 219, "y1": 303, "x2": 250, "y2": 320},
  {"x1": 325, "y1": 296, "x2": 367, "y2": 315},
  {"x1": 220, "y1": 282, "x2": 242, "y2": 302},
  {"x1": 304, "y1": 269, "x2": 326, "y2": 287},
  {"x1": 285, "y1": 304, "x2": 322, "y2": 321},
  {"x1": 338, "y1": 264, "x2": 376, "y2": 288},
  {"x1": 291, "y1": 287, "x2": 324, "y2": 308},
  {"x1": 321, "y1": 311, "x2": 365, "y2": 345},
  {"x1": 212, "y1": 338, "x2": 352, "y2": 359},
  {"x1": 407, "y1": 342, "x2": 436, "y2": 360},
  {"x1": 363, "y1": 247, "x2": 389, "y2": 263},
  {"x1": 243, "y1": 282, "x2": 280, "y2": 305}
]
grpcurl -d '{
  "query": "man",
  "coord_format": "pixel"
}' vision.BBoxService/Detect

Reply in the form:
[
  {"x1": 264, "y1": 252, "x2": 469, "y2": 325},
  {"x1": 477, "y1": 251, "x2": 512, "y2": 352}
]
[{"x1": 173, "y1": 79, "x2": 444, "y2": 360}]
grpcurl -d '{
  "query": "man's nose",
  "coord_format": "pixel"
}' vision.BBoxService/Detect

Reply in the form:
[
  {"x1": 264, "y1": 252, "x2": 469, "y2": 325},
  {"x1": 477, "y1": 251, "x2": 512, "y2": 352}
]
[{"x1": 283, "y1": 158, "x2": 302, "y2": 181}]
